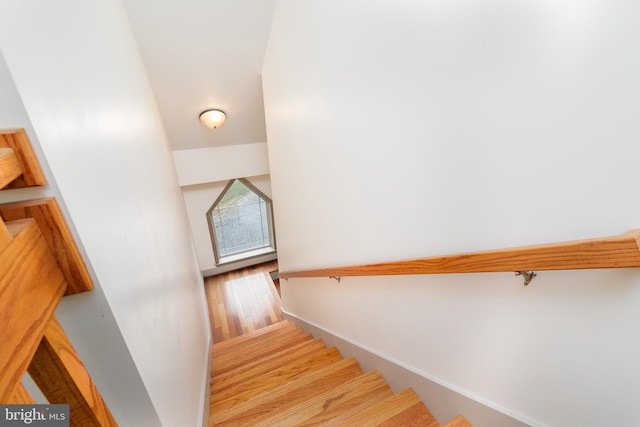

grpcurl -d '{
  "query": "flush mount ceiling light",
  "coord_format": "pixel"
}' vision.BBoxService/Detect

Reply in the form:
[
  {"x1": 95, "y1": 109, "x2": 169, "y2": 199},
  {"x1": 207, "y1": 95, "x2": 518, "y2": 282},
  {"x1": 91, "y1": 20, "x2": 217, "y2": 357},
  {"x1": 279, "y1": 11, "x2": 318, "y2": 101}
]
[{"x1": 199, "y1": 109, "x2": 227, "y2": 129}]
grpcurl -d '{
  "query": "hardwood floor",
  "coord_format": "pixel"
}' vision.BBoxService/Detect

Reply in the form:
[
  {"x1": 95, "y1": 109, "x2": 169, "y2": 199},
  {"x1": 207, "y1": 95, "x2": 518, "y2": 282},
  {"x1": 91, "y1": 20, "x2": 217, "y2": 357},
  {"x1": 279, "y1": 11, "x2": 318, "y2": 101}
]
[{"x1": 204, "y1": 260, "x2": 282, "y2": 343}]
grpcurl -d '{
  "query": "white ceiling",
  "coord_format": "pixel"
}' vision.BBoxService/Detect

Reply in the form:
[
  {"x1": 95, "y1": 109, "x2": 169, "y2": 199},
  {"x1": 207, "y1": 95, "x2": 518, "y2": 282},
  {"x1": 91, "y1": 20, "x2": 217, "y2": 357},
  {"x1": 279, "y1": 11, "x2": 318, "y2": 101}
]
[{"x1": 122, "y1": 0, "x2": 276, "y2": 151}]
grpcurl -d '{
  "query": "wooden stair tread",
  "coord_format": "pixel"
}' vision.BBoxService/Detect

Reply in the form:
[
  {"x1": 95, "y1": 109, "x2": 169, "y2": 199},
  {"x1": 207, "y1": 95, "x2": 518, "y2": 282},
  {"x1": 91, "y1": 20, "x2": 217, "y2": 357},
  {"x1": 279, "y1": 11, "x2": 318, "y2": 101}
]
[
  {"x1": 442, "y1": 415, "x2": 472, "y2": 427},
  {"x1": 209, "y1": 357, "x2": 363, "y2": 426},
  {"x1": 211, "y1": 320, "x2": 292, "y2": 354},
  {"x1": 335, "y1": 388, "x2": 439, "y2": 427},
  {"x1": 211, "y1": 326, "x2": 301, "y2": 362},
  {"x1": 213, "y1": 325, "x2": 302, "y2": 361},
  {"x1": 210, "y1": 346, "x2": 343, "y2": 412},
  {"x1": 211, "y1": 338, "x2": 327, "y2": 394},
  {"x1": 211, "y1": 328, "x2": 311, "y2": 376},
  {"x1": 251, "y1": 369, "x2": 393, "y2": 427}
]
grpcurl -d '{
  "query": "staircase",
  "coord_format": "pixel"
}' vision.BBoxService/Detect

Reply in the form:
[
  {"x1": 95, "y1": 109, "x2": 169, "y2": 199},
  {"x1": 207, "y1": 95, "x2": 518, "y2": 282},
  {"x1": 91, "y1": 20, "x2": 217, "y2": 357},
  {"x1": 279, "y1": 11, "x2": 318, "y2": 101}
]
[{"x1": 209, "y1": 320, "x2": 471, "y2": 426}]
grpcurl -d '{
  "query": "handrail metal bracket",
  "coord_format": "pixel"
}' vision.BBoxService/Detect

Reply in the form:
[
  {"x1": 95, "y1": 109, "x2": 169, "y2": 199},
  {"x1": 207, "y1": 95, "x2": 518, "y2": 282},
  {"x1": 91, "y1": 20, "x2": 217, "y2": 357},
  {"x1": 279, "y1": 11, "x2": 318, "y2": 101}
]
[
  {"x1": 515, "y1": 271, "x2": 536, "y2": 286},
  {"x1": 330, "y1": 276, "x2": 341, "y2": 283}
]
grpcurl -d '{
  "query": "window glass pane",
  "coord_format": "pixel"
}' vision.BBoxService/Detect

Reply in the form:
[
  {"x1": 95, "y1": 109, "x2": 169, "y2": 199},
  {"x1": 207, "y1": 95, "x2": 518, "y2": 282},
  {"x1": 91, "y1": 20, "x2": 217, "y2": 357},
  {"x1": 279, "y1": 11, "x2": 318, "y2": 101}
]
[{"x1": 210, "y1": 179, "x2": 273, "y2": 258}]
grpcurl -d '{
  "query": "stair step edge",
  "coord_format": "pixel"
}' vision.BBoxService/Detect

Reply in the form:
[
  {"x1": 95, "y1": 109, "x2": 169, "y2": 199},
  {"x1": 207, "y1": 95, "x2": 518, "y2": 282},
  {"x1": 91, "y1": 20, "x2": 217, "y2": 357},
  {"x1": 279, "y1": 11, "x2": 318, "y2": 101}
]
[
  {"x1": 212, "y1": 326, "x2": 304, "y2": 358},
  {"x1": 211, "y1": 320, "x2": 292, "y2": 352},
  {"x1": 209, "y1": 357, "x2": 363, "y2": 426},
  {"x1": 209, "y1": 347, "x2": 344, "y2": 412},
  {"x1": 251, "y1": 369, "x2": 393, "y2": 427},
  {"x1": 211, "y1": 332, "x2": 314, "y2": 376},
  {"x1": 210, "y1": 339, "x2": 328, "y2": 392}
]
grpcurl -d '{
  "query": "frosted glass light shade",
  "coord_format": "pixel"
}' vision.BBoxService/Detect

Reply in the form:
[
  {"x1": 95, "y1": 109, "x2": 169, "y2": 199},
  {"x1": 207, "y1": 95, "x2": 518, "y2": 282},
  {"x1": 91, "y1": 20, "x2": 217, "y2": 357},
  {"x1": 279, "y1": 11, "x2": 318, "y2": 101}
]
[{"x1": 199, "y1": 109, "x2": 226, "y2": 129}]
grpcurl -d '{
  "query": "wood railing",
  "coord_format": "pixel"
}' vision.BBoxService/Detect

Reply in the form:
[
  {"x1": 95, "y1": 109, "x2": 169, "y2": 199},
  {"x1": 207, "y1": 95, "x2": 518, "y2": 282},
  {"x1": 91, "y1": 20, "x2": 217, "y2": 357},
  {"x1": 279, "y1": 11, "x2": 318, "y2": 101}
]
[
  {"x1": 0, "y1": 129, "x2": 117, "y2": 425},
  {"x1": 279, "y1": 229, "x2": 640, "y2": 282}
]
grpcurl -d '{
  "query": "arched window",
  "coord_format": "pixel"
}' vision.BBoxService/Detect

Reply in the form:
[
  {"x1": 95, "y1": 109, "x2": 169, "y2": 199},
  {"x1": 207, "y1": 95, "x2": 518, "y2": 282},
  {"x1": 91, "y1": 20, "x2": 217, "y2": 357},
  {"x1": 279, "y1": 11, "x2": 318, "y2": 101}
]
[{"x1": 206, "y1": 178, "x2": 276, "y2": 265}]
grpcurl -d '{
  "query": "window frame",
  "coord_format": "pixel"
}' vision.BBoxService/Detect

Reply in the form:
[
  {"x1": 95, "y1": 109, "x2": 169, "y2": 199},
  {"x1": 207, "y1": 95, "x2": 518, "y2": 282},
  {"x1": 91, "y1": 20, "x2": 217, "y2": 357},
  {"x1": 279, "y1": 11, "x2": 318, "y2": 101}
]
[{"x1": 206, "y1": 178, "x2": 277, "y2": 266}]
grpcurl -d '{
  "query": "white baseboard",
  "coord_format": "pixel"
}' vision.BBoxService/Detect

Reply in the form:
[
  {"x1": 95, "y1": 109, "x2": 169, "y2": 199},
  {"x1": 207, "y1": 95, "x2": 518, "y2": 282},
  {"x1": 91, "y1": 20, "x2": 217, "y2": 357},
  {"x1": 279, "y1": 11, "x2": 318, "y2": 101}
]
[
  {"x1": 198, "y1": 335, "x2": 212, "y2": 427},
  {"x1": 283, "y1": 310, "x2": 539, "y2": 427},
  {"x1": 202, "y1": 252, "x2": 277, "y2": 277}
]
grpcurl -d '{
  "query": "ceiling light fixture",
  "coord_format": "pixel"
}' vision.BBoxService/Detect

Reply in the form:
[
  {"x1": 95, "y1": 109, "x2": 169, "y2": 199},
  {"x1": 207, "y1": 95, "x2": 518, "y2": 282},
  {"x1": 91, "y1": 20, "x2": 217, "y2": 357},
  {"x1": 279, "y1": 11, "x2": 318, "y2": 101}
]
[{"x1": 199, "y1": 109, "x2": 227, "y2": 129}]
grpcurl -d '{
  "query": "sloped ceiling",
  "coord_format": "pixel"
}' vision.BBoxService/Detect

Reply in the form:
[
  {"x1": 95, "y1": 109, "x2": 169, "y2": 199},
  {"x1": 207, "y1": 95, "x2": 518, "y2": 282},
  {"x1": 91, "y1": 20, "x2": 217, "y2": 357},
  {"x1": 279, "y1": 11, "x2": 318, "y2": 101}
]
[{"x1": 123, "y1": 0, "x2": 276, "y2": 151}]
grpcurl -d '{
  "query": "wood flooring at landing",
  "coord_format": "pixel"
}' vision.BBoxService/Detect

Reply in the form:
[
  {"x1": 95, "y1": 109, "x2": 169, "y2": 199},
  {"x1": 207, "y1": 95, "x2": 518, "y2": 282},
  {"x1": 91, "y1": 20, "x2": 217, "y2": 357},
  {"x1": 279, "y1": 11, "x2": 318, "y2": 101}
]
[{"x1": 204, "y1": 260, "x2": 282, "y2": 343}]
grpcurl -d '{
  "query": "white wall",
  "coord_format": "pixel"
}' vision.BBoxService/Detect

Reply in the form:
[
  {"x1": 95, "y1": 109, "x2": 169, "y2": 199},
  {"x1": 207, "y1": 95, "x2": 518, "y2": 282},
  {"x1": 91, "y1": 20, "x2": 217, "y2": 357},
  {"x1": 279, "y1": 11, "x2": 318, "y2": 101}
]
[
  {"x1": 0, "y1": 2, "x2": 210, "y2": 426},
  {"x1": 173, "y1": 143, "x2": 270, "y2": 187},
  {"x1": 263, "y1": 1, "x2": 640, "y2": 426}
]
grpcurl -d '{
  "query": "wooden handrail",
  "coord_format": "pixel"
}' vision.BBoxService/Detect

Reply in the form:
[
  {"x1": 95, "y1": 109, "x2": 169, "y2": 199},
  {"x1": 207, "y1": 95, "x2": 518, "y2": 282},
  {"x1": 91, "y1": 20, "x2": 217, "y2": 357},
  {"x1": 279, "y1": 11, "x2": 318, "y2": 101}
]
[{"x1": 279, "y1": 229, "x2": 640, "y2": 280}]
